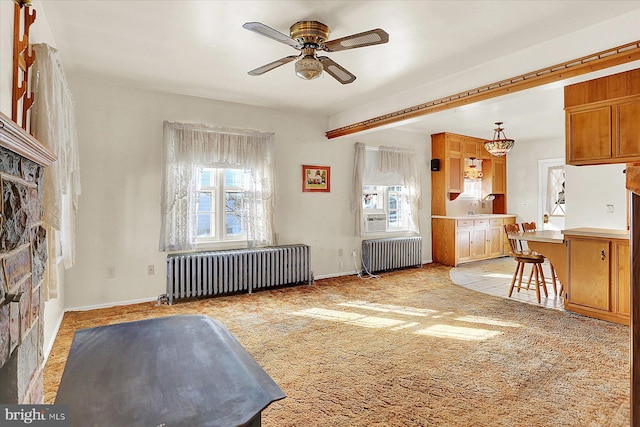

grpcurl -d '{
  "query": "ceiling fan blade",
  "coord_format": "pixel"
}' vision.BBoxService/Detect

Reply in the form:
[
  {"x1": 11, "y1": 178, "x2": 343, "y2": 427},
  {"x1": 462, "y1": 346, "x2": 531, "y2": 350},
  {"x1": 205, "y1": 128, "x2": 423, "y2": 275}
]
[
  {"x1": 321, "y1": 28, "x2": 389, "y2": 52},
  {"x1": 318, "y1": 56, "x2": 356, "y2": 84},
  {"x1": 243, "y1": 22, "x2": 302, "y2": 49},
  {"x1": 248, "y1": 55, "x2": 299, "y2": 76}
]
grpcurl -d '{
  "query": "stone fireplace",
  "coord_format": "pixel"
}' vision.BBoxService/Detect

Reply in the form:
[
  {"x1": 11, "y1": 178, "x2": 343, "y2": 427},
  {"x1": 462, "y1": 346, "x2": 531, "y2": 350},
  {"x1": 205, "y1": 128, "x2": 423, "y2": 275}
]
[{"x1": 0, "y1": 113, "x2": 54, "y2": 403}]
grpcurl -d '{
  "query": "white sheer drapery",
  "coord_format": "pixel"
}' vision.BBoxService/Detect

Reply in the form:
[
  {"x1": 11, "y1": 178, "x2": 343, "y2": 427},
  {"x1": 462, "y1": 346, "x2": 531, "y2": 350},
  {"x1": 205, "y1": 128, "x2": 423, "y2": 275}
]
[
  {"x1": 352, "y1": 143, "x2": 366, "y2": 236},
  {"x1": 379, "y1": 145, "x2": 421, "y2": 232},
  {"x1": 159, "y1": 121, "x2": 275, "y2": 251},
  {"x1": 31, "y1": 43, "x2": 81, "y2": 300},
  {"x1": 351, "y1": 142, "x2": 421, "y2": 237}
]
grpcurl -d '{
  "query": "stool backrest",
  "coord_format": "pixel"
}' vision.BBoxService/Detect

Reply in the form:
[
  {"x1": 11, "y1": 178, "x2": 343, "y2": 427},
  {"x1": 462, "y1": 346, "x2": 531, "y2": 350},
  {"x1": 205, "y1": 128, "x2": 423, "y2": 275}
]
[
  {"x1": 503, "y1": 223, "x2": 522, "y2": 253},
  {"x1": 522, "y1": 222, "x2": 537, "y2": 232}
]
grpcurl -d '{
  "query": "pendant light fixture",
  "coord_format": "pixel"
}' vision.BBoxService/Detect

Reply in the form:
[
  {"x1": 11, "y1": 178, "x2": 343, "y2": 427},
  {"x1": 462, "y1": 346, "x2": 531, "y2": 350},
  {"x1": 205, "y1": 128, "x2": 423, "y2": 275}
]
[{"x1": 484, "y1": 122, "x2": 514, "y2": 157}]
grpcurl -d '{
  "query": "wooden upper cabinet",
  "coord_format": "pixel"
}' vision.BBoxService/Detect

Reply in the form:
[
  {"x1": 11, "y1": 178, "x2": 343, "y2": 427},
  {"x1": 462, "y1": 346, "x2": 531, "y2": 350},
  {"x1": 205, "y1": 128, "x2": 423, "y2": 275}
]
[
  {"x1": 463, "y1": 140, "x2": 479, "y2": 159},
  {"x1": 566, "y1": 106, "x2": 612, "y2": 162},
  {"x1": 491, "y1": 158, "x2": 506, "y2": 194},
  {"x1": 565, "y1": 68, "x2": 640, "y2": 166},
  {"x1": 617, "y1": 97, "x2": 640, "y2": 158},
  {"x1": 481, "y1": 157, "x2": 506, "y2": 196},
  {"x1": 431, "y1": 132, "x2": 507, "y2": 216},
  {"x1": 447, "y1": 151, "x2": 463, "y2": 194}
]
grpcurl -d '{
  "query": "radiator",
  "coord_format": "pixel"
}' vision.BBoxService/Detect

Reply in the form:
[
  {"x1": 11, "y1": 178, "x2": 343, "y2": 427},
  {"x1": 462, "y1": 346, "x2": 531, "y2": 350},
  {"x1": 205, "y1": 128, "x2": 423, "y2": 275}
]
[
  {"x1": 164, "y1": 244, "x2": 311, "y2": 304},
  {"x1": 361, "y1": 237, "x2": 422, "y2": 274}
]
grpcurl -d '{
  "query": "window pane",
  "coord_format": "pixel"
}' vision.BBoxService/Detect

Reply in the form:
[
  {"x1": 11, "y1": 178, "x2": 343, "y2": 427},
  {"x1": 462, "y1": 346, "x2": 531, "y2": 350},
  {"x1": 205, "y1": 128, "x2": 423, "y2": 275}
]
[
  {"x1": 225, "y1": 192, "x2": 244, "y2": 236},
  {"x1": 388, "y1": 186, "x2": 409, "y2": 230},
  {"x1": 197, "y1": 192, "x2": 212, "y2": 212},
  {"x1": 200, "y1": 169, "x2": 210, "y2": 187},
  {"x1": 363, "y1": 186, "x2": 381, "y2": 210},
  {"x1": 196, "y1": 191, "x2": 215, "y2": 238},
  {"x1": 225, "y1": 169, "x2": 244, "y2": 188},
  {"x1": 197, "y1": 214, "x2": 212, "y2": 237},
  {"x1": 363, "y1": 193, "x2": 380, "y2": 209}
]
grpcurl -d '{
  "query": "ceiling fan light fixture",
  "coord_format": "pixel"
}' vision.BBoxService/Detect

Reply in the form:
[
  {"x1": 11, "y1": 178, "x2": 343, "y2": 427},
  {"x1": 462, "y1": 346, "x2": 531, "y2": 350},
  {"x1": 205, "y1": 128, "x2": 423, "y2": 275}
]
[
  {"x1": 295, "y1": 55, "x2": 323, "y2": 80},
  {"x1": 484, "y1": 122, "x2": 515, "y2": 157}
]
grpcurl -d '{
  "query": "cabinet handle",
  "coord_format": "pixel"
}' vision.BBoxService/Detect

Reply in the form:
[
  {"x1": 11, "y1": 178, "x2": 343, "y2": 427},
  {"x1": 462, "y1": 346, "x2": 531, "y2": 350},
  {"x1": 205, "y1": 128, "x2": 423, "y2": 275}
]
[{"x1": 601, "y1": 250, "x2": 605, "y2": 261}]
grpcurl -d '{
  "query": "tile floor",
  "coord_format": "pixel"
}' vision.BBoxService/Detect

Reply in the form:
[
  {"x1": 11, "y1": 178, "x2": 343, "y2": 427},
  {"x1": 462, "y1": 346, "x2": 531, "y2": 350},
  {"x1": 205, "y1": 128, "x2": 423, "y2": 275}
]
[{"x1": 450, "y1": 256, "x2": 565, "y2": 311}]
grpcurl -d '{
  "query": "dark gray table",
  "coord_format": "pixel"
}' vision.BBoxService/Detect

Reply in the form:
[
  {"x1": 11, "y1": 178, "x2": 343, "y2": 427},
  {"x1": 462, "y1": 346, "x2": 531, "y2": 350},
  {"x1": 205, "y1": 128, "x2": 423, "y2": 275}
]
[{"x1": 55, "y1": 315, "x2": 285, "y2": 427}]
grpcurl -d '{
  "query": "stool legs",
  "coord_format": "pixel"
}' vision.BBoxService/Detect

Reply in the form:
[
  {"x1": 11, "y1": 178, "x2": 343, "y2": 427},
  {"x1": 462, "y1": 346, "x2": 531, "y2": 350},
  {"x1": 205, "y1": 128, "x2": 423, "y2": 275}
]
[{"x1": 508, "y1": 259, "x2": 548, "y2": 303}]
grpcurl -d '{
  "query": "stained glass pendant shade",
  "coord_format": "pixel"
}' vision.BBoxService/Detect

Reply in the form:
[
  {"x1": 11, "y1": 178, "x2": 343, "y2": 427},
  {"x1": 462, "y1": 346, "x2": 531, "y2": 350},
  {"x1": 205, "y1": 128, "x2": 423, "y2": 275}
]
[{"x1": 484, "y1": 122, "x2": 514, "y2": 157}]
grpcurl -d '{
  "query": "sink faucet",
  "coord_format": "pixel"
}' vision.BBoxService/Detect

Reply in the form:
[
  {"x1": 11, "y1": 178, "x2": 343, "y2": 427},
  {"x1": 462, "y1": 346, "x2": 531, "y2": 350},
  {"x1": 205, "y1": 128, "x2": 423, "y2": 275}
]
[{"x1": 468, "y1": 201, "x2": 478, "y2": 216}]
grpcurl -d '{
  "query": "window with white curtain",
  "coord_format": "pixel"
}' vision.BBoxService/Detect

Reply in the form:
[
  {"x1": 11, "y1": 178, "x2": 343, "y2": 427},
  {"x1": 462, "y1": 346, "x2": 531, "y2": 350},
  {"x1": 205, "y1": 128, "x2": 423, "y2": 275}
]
[
  {"x1": 31, "y1": 43, "x2": 81, "y2": 300},
  {"x1": 159, "y1": 122, "x2": 275, "y2": 251},
  {"x1": 352, "y1": 143, "x2": 421, "y2": 236}
]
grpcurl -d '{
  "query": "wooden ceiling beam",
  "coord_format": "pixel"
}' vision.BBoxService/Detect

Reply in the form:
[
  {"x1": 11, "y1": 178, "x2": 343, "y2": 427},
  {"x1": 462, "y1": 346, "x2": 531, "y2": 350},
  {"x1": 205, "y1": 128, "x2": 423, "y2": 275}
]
[{"x1": 326, "y1": 40, "x2": 640, "y2": 139}]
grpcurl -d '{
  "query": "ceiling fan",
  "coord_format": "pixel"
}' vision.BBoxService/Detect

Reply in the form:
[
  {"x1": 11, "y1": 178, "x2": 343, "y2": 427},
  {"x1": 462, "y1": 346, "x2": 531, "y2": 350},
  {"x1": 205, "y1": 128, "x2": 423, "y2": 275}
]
[{"x1": 242, "y1": 21, "x2": 389, "y2": 84}]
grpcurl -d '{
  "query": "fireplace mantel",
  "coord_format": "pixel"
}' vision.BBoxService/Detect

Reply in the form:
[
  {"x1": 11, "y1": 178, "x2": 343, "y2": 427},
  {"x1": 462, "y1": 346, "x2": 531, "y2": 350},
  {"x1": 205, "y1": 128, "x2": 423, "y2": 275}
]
[{"x1": 0, "y1": 111, "x2": 54, "y2": 167}]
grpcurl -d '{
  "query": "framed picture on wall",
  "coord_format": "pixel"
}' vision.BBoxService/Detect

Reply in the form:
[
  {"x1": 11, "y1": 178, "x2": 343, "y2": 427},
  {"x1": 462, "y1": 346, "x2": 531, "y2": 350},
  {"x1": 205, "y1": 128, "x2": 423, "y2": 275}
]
[{"x1": 302, "y1": 165, "x2": 331, "y2": 192}]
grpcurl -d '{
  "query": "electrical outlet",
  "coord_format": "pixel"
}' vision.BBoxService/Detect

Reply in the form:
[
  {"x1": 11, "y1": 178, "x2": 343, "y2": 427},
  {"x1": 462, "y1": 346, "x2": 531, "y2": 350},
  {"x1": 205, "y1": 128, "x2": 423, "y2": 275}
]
[
  {"x1": 606, "y1": 204, "x2": 614, "y2": 213},
  {"x1": 107, "y1": 266, "x2": 116, "y2": 279},
  {"x1": 352, "y1": 250, "x2": 357, "y2": 258},
  {"x1": 148, "y1": 265, "x2": 155, "y2": 275}
]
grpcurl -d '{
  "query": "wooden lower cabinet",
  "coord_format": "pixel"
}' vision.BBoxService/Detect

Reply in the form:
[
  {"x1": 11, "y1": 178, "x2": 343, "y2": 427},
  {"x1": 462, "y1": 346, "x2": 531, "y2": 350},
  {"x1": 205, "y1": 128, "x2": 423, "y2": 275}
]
[
  {"x1": 488, "y1": 219, "x2": 504, "y2": 257},
  {"x1": 432, "y1": 216, "x2": 514, "y2": 267},
  {"x1": 565, "y1": 235, "x2": 630, "y2": 325}
]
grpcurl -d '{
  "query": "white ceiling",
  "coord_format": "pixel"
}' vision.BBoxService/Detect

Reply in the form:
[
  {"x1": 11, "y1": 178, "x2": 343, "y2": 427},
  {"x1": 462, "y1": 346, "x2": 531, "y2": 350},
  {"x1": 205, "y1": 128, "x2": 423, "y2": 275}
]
[{"x1": 39, "y1": 1, "x2": 640, "y2": 140}]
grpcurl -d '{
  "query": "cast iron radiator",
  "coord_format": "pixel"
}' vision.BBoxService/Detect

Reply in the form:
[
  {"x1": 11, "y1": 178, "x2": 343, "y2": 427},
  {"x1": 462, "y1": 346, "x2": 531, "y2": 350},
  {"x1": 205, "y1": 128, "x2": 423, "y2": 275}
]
[
  {"x1": 163, "y1": 244, "x2": 311, "y2": 304},
  {"x1": 361, "y1": 237, "x2": 422, "y2": 274}
]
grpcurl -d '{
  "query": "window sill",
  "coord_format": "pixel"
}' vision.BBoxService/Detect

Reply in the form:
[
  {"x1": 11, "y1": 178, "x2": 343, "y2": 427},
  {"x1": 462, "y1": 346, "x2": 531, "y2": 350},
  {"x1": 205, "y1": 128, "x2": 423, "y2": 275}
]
[
  {"x1": 364, "y1": 230, "x2": 418, "y2": 238},
  {"x1": 194, "y1": 240, "x2": 248, "y2": 251}
]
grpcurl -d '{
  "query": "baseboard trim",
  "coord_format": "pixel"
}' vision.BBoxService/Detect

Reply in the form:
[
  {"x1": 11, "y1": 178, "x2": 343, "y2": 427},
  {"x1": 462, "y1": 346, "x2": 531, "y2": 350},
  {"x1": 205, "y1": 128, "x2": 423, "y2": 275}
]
[
  {"x1": 43, "y1": 310, "x2": 65, "y2": 362},
  {"x1": 65, "y1": 296, "x2": 158, "y2": 313}
]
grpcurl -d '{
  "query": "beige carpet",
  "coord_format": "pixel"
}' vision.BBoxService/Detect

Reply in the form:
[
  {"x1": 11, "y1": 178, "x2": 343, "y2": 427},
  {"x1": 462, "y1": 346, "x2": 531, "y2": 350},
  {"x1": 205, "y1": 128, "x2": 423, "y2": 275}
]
[{"x1": 45, "y1": 264, "x2": 630, "y2": 426}]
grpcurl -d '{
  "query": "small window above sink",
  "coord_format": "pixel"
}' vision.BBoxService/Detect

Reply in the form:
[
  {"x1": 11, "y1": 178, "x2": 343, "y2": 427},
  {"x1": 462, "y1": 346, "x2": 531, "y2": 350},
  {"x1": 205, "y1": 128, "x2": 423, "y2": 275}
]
[{"x1": 460, "y1": 158, "x2": 483, "y2": 200}]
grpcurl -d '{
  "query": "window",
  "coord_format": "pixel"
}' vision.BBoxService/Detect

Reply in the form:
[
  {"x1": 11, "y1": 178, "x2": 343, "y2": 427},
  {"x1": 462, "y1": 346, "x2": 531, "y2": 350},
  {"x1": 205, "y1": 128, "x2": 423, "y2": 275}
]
[
  {"x1": 460, "y1": 158, "x2": 483, "y2": 199},
  {"x1": 547, "y1": 166, "x2": 565, "y2": 216},
  {"x1": 362, "y1": 185, "x2": 411, "y2": 232},
  {"x1": 352, "y1": 143, "x2": 420, "y2": 237},
  {"x1": 196, "y1": 168, "x2": 246, "y2": 242}
]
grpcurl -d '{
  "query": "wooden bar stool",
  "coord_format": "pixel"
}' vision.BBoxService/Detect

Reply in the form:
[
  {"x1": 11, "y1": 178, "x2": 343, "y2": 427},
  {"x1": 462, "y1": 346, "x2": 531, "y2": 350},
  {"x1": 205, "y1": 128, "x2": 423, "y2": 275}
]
[
  {"x1": 521, "y1": 221, "x2": 562, "y2": 296},
  {"x1": 504, "y1": 223, "x2": 548, "y2": 303}
]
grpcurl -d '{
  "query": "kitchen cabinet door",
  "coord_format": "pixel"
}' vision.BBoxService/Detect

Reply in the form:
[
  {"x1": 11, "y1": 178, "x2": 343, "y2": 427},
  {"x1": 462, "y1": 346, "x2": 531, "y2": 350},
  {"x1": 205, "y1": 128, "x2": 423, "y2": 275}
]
[
  {"x1": 488, "y1": 224, "x2": 503, "y2": 257},
  {"x1": 567, "y1": 238, "x2": 611, "y2": 311},
  {"x1": 616, "y1": 98, "x2": 640, "y2": 159},
  {"x1": 447, "y1": 151, "x2": 463, "y2": 194},
  {"x1": 456, "y1": 227, "x2": 472, "y2": 263},
  {"x1": 566, "y1": 106, "x2": 612, "y2": 164},
  {"x1": 491, "y1": 158, "x2": 506, "y2": 194},
  {"x1": 614, "y1": 240, "x2": 630, "y2": 318},
  {"x1": 472, "y1": 227, "x2": 489, "y2": 259}
]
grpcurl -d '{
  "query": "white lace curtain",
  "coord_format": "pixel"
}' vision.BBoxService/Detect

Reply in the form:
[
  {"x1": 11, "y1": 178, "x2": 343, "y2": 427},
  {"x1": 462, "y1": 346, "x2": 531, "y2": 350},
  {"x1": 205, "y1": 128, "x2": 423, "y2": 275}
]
[
  {"x1": 159, "y1": 121, "x2": 275, "y2": 251},
  {"x1": 31, "y1": 43, "x2": 81, "y2": 300},
  {"x1": 351, "y1": 142, "x2": 421, "y2": 236}
]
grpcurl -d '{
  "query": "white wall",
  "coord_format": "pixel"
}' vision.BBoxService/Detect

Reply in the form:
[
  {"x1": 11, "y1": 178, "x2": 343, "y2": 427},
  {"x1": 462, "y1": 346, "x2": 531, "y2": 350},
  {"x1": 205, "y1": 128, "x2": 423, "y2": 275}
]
[
  {"x1": 63, "y1": 77, "x2": 431, "y2": 309},
  {"x1": 564, "y1": 164, "x2": 628, "y2": 230}
]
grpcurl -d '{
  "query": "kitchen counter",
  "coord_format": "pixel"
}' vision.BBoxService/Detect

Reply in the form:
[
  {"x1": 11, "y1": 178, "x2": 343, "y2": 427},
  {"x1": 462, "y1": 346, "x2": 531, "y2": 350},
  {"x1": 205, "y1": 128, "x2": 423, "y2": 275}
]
[
  {"x1": 563, "y1": 227, "x2": 630, "y2": 240},
  {"x1": 432, "y1": 214, "x2": 517, "y2": 220}
]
